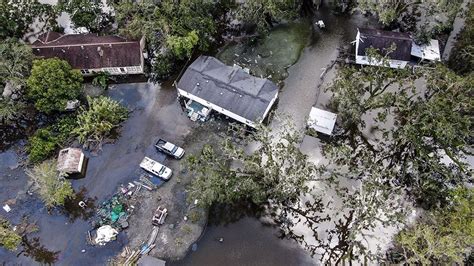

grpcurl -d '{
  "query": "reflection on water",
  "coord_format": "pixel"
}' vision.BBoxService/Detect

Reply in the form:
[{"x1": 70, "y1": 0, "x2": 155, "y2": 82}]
[
  {"x1": 62, "y1": 187, "x2": 97, "y2": 222},
  {"x1": 20, "y1": 237, "x2": 59, "y2": 265}
]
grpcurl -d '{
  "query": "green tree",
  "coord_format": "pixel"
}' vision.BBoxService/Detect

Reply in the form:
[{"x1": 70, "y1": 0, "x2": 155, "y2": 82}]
[
  {"x1": 27, "y1": 116, "x2": 77, "y2": 163},
  {"x1": 0, "y1": 0, "x2": 58, "y2": 40},
  {"x1": 325, "y1": 49, "x2": 472, "y2": 209},
  {"x1": 187, "y1": 119, "x2": 314, "y2": 208},
  {"x1": 395, "y1": 187, "x2": 473, "y2": 264},
  {"x1": 236, "y1": 0, "x2": 302, "y2": 32},
  {"x1": 74, "y1": 96, "x2": 128, "y2": 150},
  {"x1": 58, "y1": 0, "x2": 107, "y2": 31},
  {"x1": 0, "y1": 218, "x2": 22, "y2": 251},
  {"x1": 448, "y1": 3, "x2": 474, "y2": 75},
  {"x1": 26, "y1": 160, "x2": 74, "y2": 208},
  {"x1": 112, "y1": 0, "x2": 221, "y2": 78},
  {"x1": 0, "y1": 38, "x2": 33, "y2": 84},
  {"x1": 26, "y1": 58, "x2": 83, "y2": 114}
]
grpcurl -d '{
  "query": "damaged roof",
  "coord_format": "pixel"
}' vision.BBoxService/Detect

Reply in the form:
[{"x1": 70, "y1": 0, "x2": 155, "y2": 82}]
[
  {"x1": 357, "y1": 28, "x2": 412, "y2": 61},
  {"x1": 57, "y1": 148, "x2": 84, "y2": 174},
  {"x1": 177, "y1": 56, "x2": 279, "y2": 123},
  {"x1": 31, "y1": 32, "x2": 142, "y2": 69}
]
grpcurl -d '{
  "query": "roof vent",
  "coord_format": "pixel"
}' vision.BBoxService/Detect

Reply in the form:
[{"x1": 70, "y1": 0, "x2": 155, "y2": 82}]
[
  {"x1": 220, "y1": 92, "x2": 223, "y2": 95},
  {"x1": 196, "y1": 82, "x2": 200, "y2": 86},
  {"x1": 239, "y1": 95, "x2": 242, "y2": 98},
  {"x1": 97, "y1": 46, "x2": 104, "y2": 57},
  {"x1": 61, "y1": 49, "x2": 65, "y2": 53},
  {"x1": 81, "y1": 45, "x2": 84, "y2": 49}
]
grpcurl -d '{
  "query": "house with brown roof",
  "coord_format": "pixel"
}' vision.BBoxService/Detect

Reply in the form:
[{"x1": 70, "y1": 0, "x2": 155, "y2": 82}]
[
  {"x1": 31, "y1": 32, "x2": 145, "y2": 76},
  {"x1": 355, "y1": 28, "x2": 412, "y2": 69}
]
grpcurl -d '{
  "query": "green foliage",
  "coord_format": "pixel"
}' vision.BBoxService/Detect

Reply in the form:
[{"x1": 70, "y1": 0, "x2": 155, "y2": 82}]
[
  {"x1": 0, "y1": 218, "x2": 22, "y2": 251},
  {"x1": 395, "y1": 187, "x2": 474, "y2": 264},
  {"x1": 326, "y1": 53, "x2": 472, "y2": 210},
  {"x1": 166, "y1": 30, "x2": 199, "y2": 59},
  {"x1": 91, "y1": 71, "x2": 110, "y2": 90},
  {"x1": 236, "y1": 0, "x2": 301, "y2": 32},
  {"x1": 0, "y1": 0, "x2": 58, "y2": 40},
  {"x1": 0, "y1": 38, "x2": 33, "y2": 84},
  {"x1": 112, "y1": 0, "x2": 220, "y2": 78},
  {"x1": 58, "y1": 0, "x2": 105, "y2": 31},
  {"x1": 26, "y1": 58, "x2": 83, "y2": 114},
  {"x1": 356, "y1": 0, "x2": 408, "y2": 26},
  {"x1": 26, "y1": 160, "x2": 74, "y2": 208},
  {"x1": 187, "y1": 119, "x2": 313, "y2": 208},
  {"x1": 27, "y1": 116, "x2": 77, "y2": 163},
  {"x1": 74, "y1": 96, "x2": 128, "y2": 149},
  {"x1": 449, "y1": 3, "x2": 474, "y2": 75},
  {"x1": 0, "y1": 99, "x2": 25, "y2": 125}
]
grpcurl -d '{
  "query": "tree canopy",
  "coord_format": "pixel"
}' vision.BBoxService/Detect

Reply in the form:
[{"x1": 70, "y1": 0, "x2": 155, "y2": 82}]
[
  {"x1": 26, "y1": 58, "x2": 83, "y2": 114},
  {"x1": 0, "y1": 0, "x2": 58, "y2": 40},
  {"x1": 26, "y1": 160, "x2": 75, "y2": 208},
  {"x1": 74, "y1": 96, "x2": 128, "y2": 150}
]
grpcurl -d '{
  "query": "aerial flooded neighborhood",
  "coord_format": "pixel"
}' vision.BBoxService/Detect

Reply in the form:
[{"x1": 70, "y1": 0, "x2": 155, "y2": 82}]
[{"x1": 0, "y1": 0, "x2": 472, "y2": 265}]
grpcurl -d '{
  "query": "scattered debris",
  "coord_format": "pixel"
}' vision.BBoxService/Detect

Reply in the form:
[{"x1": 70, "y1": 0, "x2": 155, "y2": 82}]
[
  {"x1": 3, "y1": 204, "x2": 11, "y2": 213},
  {"x1": 94, "y1": 225, "x2": 118, "y2": 245},
  {"x1": 152, "y1": 207, "x2": 168, "y2": 226}
]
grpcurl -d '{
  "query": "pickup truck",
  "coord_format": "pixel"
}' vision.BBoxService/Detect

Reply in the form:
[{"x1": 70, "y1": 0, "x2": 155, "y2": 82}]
[
  {"x1": 139, "y1": 157, "x2": 172, "y2": 180},
  {"x1": 154, "y1": 138, "x2": 185, "y2": 159}
]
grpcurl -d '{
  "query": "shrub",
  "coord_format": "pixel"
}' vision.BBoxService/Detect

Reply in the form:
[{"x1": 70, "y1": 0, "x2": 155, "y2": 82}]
[
  {"x1": 0, "y1": 218, "x2": 22, "y2": 251},
  {"x1": 74, "y1": 96, "x2": 128, "y2": 149},
  {"x1": 28, "y1": 116, "x2": 77, "y2": 163},
  {"x1": 26, "y1": 160, "x2": 74, "y2": 208}
]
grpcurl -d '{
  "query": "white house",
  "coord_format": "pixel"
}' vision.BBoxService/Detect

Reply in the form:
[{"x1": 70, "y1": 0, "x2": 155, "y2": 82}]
[
  {"x1": 32, "y1": 32, "x2": 145, "y2": 76},
  {"x1": 355, "y1": 28, "x2": 413, "y2": 69},
  {"x1": 176, "y1": 56, "x2": 279, "y2": 128}
]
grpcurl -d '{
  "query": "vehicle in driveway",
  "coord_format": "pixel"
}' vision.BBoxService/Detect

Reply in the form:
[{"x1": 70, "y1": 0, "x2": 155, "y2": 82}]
[
  {"x1": 155, "y1": 138, "x2": 185, "y2": 159},
  {"x1": 139, "y1": 157, "x2": 173, "y2": 180}
]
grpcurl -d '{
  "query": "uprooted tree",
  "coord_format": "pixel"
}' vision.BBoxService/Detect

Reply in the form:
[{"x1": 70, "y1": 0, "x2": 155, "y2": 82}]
[{"x1": 186, "y1": 117, "x2": 407, "y2": 263}]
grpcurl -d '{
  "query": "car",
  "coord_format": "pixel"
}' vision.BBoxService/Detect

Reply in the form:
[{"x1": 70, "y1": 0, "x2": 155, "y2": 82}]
[
  {"x1": 154, "y1": 138, "x2": 185, "y2": 159},
  {"x1": 139, "y1": 157, "x2": 172, "y2": 180}
]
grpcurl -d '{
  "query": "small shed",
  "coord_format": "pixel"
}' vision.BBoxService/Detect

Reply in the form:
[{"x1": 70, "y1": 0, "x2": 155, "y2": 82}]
[
  {"x1": 307, "y1": 107, "x2": 337, "y2": 135},
  {"x1": 411, "y1": 39, "x2": 441, "y2": 61},
  {"x1": 57, "y1": 148, "x2": 87, "y2": 178}
]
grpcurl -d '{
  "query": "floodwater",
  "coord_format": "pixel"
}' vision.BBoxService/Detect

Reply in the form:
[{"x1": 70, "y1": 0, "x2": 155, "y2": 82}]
[
  {"x1": 0, "y1": 81, "x2": 187, "y2": 265},
  {"x1": 172, "y1": 5, "x2": 379, "y2": 266},
  {"x1": 171, "y1": 218, "x2": 316, "y2": 266}
]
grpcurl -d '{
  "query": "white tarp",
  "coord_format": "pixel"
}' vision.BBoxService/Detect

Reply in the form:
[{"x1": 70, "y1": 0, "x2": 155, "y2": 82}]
[
  {"x1": 95, "y1": 225, "x2": 118, "y2": 245},
  {"x1": 307, "y1": 107, "x2": 337, "y2": 135},
  {"x1": 411, "y1": 39, "x2": 441, "y2": 61}
]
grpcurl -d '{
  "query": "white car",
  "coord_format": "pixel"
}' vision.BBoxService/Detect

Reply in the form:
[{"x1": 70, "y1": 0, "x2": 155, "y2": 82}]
[
  {"x1": 155, "y1": 138, "x2": 185, "y2": 159},
  {"x1": 139, "y1": 157, "x2": 173, "y2": 180}
]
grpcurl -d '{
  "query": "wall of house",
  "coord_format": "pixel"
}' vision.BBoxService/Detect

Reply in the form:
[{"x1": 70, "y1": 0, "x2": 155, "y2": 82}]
[
  {"x1": 355, "y1": 55, "x2": 408, "y2": 69},
  {"x1": 177, "y1": 88, "x2": 259, "y2": 128},
  {"x1": 260, "y1": 91, "x2": 279, "y2": 123},
  {"x1": 80, "y1": 65, "x2": 143, "y2": 76}
]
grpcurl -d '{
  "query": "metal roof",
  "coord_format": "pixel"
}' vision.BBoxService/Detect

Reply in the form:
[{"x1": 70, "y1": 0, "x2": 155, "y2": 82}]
[
  {"x1": 357, "y1": 28, "x2": 412, "y2": 61},
  {"x1": 31, "y1": 32, "x2": 142, "y2": 69},
  {"x1": 177, "y1": 56, "x2": 279, "y2": 123}
]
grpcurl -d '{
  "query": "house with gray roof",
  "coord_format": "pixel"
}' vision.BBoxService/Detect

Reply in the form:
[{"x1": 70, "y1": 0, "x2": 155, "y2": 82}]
[
  {"x1": 355, "y1": 28, "x2": 412, "y2": 69},
  {"x1": 176, "y1": 56, "x2": 279, "y2": 128}
]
